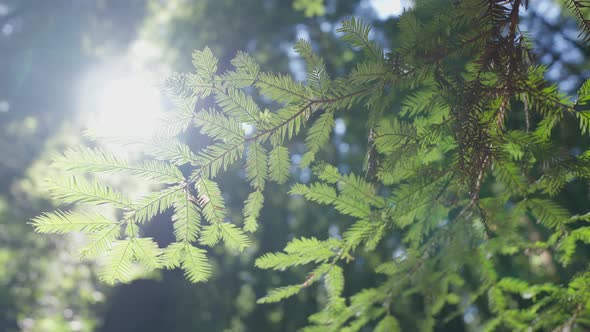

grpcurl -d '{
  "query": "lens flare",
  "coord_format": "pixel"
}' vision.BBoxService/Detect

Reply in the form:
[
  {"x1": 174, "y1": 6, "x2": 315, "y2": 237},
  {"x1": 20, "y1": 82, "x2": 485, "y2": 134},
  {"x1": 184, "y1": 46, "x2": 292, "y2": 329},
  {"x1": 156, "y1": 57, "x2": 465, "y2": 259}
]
[{"x1": 80, "y1": 66, "x2": 163, "y2": 141}]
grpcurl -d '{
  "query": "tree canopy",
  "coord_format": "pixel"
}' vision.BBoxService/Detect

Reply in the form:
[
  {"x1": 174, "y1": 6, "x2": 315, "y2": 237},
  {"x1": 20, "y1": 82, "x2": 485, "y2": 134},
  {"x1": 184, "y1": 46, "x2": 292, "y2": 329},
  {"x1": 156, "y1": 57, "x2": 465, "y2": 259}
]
[{"x1": 5, "y1": 0, "x2": 590, "y2": 331}]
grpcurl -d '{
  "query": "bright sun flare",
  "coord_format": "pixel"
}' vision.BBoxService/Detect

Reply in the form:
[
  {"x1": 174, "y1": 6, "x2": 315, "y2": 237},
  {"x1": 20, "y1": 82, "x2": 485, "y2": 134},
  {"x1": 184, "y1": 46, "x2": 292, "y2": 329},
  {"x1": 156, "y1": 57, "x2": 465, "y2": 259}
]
[
  {"x1": 369, "y1": 0, "x2": 409, "y2": 19},
  {"x1": 80, "y1": 66, "x2": 163, "y2": 141}
]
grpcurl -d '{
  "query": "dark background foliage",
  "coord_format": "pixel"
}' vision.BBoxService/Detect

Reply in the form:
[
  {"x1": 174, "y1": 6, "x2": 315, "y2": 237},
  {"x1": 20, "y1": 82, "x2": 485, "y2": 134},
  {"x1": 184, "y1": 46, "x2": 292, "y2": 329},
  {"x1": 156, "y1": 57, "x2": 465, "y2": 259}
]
[{"x1": 0, "y1": 0, "x2": 586, "y2": 331}]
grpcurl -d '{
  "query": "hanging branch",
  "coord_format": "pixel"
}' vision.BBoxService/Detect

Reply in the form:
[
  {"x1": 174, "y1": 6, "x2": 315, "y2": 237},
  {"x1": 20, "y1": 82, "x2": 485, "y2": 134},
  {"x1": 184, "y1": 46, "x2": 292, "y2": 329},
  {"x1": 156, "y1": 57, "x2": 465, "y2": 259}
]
[{"x1": 565, "y1": 0, "x2": 590, "y2": 42}]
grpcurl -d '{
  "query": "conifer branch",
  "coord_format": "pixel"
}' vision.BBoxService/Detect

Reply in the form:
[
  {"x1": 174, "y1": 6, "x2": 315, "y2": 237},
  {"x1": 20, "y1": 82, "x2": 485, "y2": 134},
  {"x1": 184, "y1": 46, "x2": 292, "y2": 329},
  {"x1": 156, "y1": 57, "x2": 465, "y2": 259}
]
[
  {"x1": 33, "y1": 9, "x2": 590, "y2": 328},
  {"x1": 565, "y1": 0, "x2": 590, "y2": 42}
]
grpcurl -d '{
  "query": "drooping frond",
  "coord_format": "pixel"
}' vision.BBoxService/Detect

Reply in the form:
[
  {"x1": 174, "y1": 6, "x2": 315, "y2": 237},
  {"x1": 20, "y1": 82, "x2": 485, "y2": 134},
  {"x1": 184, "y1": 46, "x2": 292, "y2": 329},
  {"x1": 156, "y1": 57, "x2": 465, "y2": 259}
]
[
  {"x1": 195, "y1": 178, "x2": 226, "y2": 225},
  {"x1": 221, "y1": 51, "x2": 260, "y2": 88},
  {"x1": 524, "y1": 198, "x2": 571, "y2": 230},
  {"x1": 266, "y1": 104, "x2": 312, "y2": 145},
  {"x1": 199, "y1": 224, "x2": 221, "y2": 247},
  {"x1": 342, "y1": 219, "x2": 386, "y2": 251},
  {"x1": 255, "y1": 72, "x2": 310, "y2": 105},
  {"x1": 290, "y1": 182, "x2": 337, "y2": 205},
  {"x1": 559, "y1": 226, "x2": 590, "y2": 265},
  {"x1": 294, "y1": 39, "x2": 331, "y2": 97},
  {"x1": 400, "y1": 86, "x2": 441, "y2": 117},
  {"x1": 193, "y1": 108, "x2": 245, "y2": 143},
  {"x1": 130, "y1": 237, "x2": 163, "y2": 271},
  {"x1": 314, "y1": 163, "x2": 385, "y2": 208},
  {"x1": 290, "y1": 183, "x2": 372, "y2": 219},
  {"x1": 374, "y1": 316, "x2": 402, "y2": 332},
  {"x1": 337, "y1": 17, "x2": 383, "y2": 60},
  {"x1": 99, "y1": 237, "x2": 163, "y2": 285},
  {"x1": 181, "y1": 243, "x2": 212, "y2": 283},
  {"x1": 324, "y1": 265, "x2": 345, "y2": 301},
  {"x1": 374, "y1": 119, "x2": 417, "y2": 153},
  {"x1": 243, "y1": 190, "x2": 264, "y2": 233},
  {"x1": 218, "y1": 222, "x2": 251, "y2": 252},
  {"x1": 186, "y1": 72, "x2": 214, "y2": 98},
  {"x1": 192, "y1": 47, "x2": 218, "y2": 80},
  {"x1": 54, "y1": 147, "x2": 184, "y2": 184},
  {"x1": 81, "y1": 225, "x2": 120, "y2": 258},
  {"x1": 492, "y1": 161, "x2": 528, "y2": 195},
  {"x1": 301, "y1": 111, "x2": 334, "y2": 168},
  {"x1": 349, "y1": 60, "x2": 386, "y2": 85},
  {"x1": 53, "y1": 147, "x2": 127, "y2": 174},
  {"x1": 565, "y1": 0, "x2": 590, "y2": 43},
  {"x1": 31, "y1": 210, "x2": 119, "y2": 234},
  {"x1": 171, "y1": 189, "x2": 201, "y2": 243},
  {"x1": 99, "y1": 239, "x2": 136, "y2": 284},
  {"x1": 256, "y1": 285, "x2": 302, "y2": 304},
  {"x1": 268, "y1": 145, "x2": 290, "y2": 184},
  {"x1": 143, "y1": 138, "x2": 197, "y2": 166},
  {"x1": 575, "y1": 78, "x2": 590, "y2": 134},
  {"x1": 45, "y1": 176, "x2": 132, "y2": 209},
  {"x1": 162, "y1": 242, "x2": 212, "y2": 283},
  {"x1": 255, "y1": 237, "x2": 340, "y2": 270},
  {"x1": 245, "y1": 142, "x2": 268, "y2": 190},
  {"x1": 125, "y1": 186, "x2": 181, "y2": 224},
  {"x1": 162, "y1": 241, "x2": 184, "y2": 269},
  {"x1": 130, "y1": 161, "x2": 186, "y2": 184},
  {"x1": 214, "y1": 87, "x2": 264, "y2": 126},
  {"x1": 193, "y1": 142, "x2": 244, "y2": 179}
]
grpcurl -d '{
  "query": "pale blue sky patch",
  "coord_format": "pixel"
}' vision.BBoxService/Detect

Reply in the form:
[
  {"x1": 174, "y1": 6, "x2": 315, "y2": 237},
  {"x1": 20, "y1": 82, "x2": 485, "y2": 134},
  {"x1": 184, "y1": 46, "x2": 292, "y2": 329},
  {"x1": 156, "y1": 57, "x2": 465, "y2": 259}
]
[{"x1": 368, "y1": 0, "x2": 411, "y2": 20}]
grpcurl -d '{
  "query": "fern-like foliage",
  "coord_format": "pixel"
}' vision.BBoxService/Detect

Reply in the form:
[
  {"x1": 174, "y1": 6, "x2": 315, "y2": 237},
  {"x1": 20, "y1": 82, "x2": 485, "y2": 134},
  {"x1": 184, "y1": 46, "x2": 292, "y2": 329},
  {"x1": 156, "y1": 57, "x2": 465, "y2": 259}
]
[
  {"x1": 565, "y1": 0, "x2": 590, "y2": 42},
  {"x1": 32, "y1": 210, "x2": 119, "y2": 234},
  {"x1": 32, "y1": 1, "x2": 590, "y2": 330}
]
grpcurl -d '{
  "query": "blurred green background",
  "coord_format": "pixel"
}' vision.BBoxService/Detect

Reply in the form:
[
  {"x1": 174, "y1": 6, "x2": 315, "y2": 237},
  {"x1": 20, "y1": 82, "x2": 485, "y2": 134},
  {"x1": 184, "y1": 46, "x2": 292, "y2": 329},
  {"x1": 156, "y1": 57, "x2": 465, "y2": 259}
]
[{"x1": 0, "y1": 0, "x2": 586, "y2": 331}]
